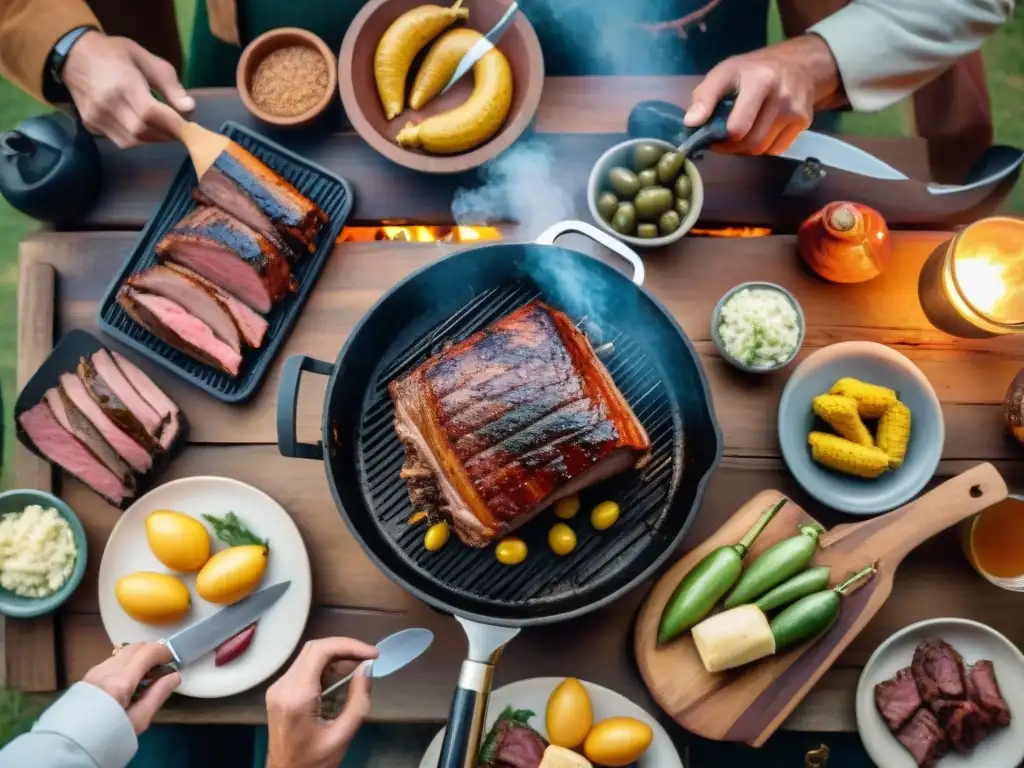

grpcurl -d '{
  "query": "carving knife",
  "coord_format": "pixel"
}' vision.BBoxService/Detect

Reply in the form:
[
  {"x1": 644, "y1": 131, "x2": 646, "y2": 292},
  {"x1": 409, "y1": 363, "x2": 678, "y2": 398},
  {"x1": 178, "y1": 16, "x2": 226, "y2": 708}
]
[{"x1": 439, "y1": 2, "x2": 519, "y2": 96}]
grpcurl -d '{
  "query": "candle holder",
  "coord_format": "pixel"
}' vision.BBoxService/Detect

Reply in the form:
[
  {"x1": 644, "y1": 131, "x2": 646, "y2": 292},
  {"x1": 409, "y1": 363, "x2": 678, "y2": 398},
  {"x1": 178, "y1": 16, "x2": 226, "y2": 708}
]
[{"x1": 919, "y1": 216, "x2": 1024, "y2": 337}]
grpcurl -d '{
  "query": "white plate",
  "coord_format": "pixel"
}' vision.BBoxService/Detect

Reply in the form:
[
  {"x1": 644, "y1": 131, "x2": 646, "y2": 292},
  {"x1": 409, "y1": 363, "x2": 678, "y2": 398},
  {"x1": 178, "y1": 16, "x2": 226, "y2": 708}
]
[
  {"x1": 419, "y1": 677, "x2": 683, "y2": 768},
  {"x1": 98, "y1": 476, "x2": 312, "y2": 698},
  {"x1": 856, "y1": 618, "x2": 1024, "y2": 768}
]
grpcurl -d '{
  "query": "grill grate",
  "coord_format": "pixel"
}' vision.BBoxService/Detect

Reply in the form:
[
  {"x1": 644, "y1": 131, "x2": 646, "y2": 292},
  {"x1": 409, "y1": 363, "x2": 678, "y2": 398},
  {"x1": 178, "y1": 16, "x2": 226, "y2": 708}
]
[
  {"x1": 357, "y1": 281, "x2": 683, "y2": 606},
  {"x1": 96, "y1": 122, "x2": 354, "y2": 403}
]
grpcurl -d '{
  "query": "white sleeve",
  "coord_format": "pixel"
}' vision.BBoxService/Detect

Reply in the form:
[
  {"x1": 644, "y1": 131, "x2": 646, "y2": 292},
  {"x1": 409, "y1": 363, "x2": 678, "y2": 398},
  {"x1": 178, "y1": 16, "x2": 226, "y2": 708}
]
[
  {"x1": 809, "y1": 0, "x2": 1013, "y2": 112},
  {"x1": 0, "y1": 683, "x2": 138, "y2": 768}
]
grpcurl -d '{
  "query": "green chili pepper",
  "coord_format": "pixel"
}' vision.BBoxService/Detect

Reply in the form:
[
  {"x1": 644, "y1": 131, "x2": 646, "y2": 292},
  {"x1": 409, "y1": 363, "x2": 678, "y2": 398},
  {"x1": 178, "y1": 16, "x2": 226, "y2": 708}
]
[
  {"x1": 754, "y1": 566, "x2": 832, "y2": 613},
  {"x1": 724, "y1": 523, "x2": 822, "y2": 609},
  {"x1": 770, "y1": 565, "x2": 876, "y2": 652},
  {"x1": 657, "y1": 498, "x2": 787, "y2": 645}
]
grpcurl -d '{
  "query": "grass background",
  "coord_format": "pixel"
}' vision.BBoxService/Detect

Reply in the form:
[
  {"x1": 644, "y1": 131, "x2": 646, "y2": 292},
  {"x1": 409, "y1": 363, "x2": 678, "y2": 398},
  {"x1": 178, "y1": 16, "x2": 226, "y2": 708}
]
[{"x1": 0, "y1": 0, "x2": 1021, "y2": 740}]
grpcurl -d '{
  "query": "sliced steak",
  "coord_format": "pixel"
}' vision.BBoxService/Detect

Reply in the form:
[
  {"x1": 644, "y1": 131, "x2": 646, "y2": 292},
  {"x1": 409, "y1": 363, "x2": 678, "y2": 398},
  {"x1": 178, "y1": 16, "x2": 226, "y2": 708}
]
[
  {"x1": 875, "y1": 667, "x2": 923, "y2": 733},
  {"x1": 110, "y1": 351, "x2": 181, "y2": 450},
  {"x1": 117, "y1": 288, "x2": 242, "y2": 376},
  {"x1": 968, "y1": 660, "x2": 1011, "y2": 726},
  {"x1": 155, "y1": 206, "x2": 292, "y2": 313},
  {"x1": 912, "y1": 638, "x2": 966, "y2": 704},
  {"x1": 389, "y1": 300, "x2": 651, "y2": 547},
  {"x1": 194, "y1": 143, "x2": 326, "y2": 253},
  {"x1": 933, "y1": 699, "x2": 989, "y2": 753},
  {"x1": 18, "y1": 401, "x2": 132, "y2": 505},
  {"x1": 162, "y1": 264, "x2": 268, "y2": 348},
  {"x1": 44, "y1": 388, "x2": 134, "y2": 490},
  {"x1": 128, "y1": 264, "x2": 243, "y2": 353},
  {"x1": 59, "y1": 372, "x2": 152, "y2": 473},
  {"x1": 896, "y1": 708, "x2": 948, "y2": 767},
  {"x1": 78, "y1": 357, "x2": 160, "y2": 452},
  {"x1": 90, "y1": 350, "x2": 166, "y2": 437}
]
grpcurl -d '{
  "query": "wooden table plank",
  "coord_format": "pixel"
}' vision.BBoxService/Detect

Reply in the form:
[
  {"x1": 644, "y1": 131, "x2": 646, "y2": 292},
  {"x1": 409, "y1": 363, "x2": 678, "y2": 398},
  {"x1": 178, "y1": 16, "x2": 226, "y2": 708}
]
[
  {"x1": 21, "y1": 231, "x2": 1024, "y2": 463},
  {"x1": 75, "y1": 79, "x2": 971, "y2": 232}
]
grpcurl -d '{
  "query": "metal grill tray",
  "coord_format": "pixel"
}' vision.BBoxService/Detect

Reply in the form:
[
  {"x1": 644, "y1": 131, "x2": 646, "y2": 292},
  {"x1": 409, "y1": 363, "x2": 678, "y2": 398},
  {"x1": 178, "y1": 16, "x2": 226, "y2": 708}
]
[
  {"x1": 14, "y1": 330, "x2": 189, "y2": 510},
  {"x1": 96, "y1": 121, "x2": 354, "y2": 403},
  {"x1": 358, "y1": 282, "x2": 683, "y2": 607}
]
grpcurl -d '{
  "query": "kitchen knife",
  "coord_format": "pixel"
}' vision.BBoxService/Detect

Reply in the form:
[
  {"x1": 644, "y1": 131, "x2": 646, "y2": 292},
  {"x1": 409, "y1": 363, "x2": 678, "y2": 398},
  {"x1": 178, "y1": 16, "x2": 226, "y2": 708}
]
[
  {"x1": 439, "y1": 2, "x2": 519, "y2": 96},
  {"x1": 131, "y1": 580, "x2": 290, "y2": 697}
]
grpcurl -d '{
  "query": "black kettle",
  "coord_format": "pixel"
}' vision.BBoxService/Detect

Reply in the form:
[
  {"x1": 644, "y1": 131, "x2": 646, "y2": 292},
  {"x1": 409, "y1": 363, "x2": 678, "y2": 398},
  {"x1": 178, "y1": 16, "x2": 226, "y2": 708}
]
[{"x1": 0, "y1": 111, "x2": 101, "y2": 224}]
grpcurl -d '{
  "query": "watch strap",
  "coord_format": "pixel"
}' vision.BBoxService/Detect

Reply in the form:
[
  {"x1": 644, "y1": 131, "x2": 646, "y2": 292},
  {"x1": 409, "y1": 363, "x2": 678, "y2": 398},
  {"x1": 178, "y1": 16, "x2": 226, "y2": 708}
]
[{"x1": 44, "y1": 25, "x2": 97, "y2": 101}]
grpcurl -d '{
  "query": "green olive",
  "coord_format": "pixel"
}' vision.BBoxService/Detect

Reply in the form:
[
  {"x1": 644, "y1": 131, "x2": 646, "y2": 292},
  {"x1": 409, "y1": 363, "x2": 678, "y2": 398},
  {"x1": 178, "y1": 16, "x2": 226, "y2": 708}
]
[
  {"x1": 596, "y1": 192, "x2": 618, "y2": 221},
  {"x1": 632, "y1": 143, "x2": 665, "y2": 172},
  {"x1": 675, "y1": 197, "x2": 691, "y2": 218},
  {"x1": 674, "y1": 174, "x2": 693, "y2": 200},
  {"x1": 637, "y1": 223, "x2": 659, "y2": 238},
  {"x1": 657, "y1": 151, "x2": 686, "y2": 184},
  {"x1": 659, "y1": 210, "x2": 681, "y2": 235},
  {"x1": 611, "y1": 202, "x2": 637, "y2": 235},
  {"x1": 638, "y1": 168, "x2": 659, "y2": 188},
  {"x1": 634, "y1": 186, "x2": 674, "y2": 220},
  {"x1": 607, "y1": 167, "x2": 640, "y2": 198}
]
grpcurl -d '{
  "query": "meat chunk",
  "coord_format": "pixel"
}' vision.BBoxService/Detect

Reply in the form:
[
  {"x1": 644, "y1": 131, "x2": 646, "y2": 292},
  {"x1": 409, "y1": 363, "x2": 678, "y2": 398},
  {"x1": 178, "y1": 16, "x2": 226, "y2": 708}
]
[
  {"x1": 932, "y1": 699, "x2": 989, "y2": 753},
  {"x1": 59, "y1": 372, "x2": 152, "y2": 473},
  {"x1": 78, "y1": 357, "x2": 161, "y2": 452},
  {"x1": 912, "y1": 639, "x2": 966, "y2": 704},
  {"x1": 18, "y1": 402, "x2": 132, "y2": 505},
  {"x1": 88, "y1": 351, "x2": 165, "y2": 438},
  {"x1": 157, "y1": 264, "x2": 268, "y2": 348},
  {"x1": 128, "y1": 264, "x2": 243, "y2": 353},
  {"x1": 194, "y1": 143, "x2": 326, "y2": 253},
  {"x1": 155, "y1": 206, "x2": 292, "y2": 313},
  {"x1": 117, "y1": 288, "x2": 242, "y2": 376},
  {"x1": 44, "y1": 388, "x2": 134, "y2": 491},
  {"x1": 875, "y1": 667, "x2": 922, "y2": 732},
  {"x1": 897, "y1": 708, "x2": 948, "y2": 767},
  {"x1": 390, "y1": 301, "x2": 651, "y2": 547},
  {"x1": 967, "y1": 660, "x2": 1011, "y2": 726},
  {"x1": 110, "y1": 351, "x2": 182, "y2": 451}
]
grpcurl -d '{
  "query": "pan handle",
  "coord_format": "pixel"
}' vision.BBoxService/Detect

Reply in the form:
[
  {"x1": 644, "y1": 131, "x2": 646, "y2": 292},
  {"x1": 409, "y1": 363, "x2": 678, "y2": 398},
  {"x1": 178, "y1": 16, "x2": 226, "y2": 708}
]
[
  {"x1": 535, "y1": 220, "x2": 645, "y2": 286},
  {"x1": 438, "y1": 666, "x2": 494, "y2": 768},
  {"x1": 276, "y1": 354, "x2": 333, "y2": 461}
]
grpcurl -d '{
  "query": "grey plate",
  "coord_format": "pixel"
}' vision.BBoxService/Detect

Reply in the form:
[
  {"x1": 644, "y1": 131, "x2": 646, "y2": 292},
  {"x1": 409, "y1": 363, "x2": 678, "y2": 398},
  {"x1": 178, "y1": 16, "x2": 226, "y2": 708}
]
[
  {"x1": 856, "y1": 618, "x2": 1024, "y2": 768},
  {"x1": 777, "y1": 341, "x2": 944, "y2": 515}
]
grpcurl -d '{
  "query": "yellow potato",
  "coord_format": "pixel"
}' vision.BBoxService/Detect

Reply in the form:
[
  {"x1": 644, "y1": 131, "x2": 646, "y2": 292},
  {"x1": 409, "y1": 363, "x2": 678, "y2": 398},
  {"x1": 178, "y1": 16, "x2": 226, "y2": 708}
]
[
  {"x1": 409, "y1": 27, "x2": 481, "y2": 110},
  {"x1": 145, "y1": 510, "x2": 211, "y2": 572},
  {"x1": 583, "y1": 717, "x2": 653, "y2": 767},
  {"x1": 116, "y1": 572, "x2": 191, "y2": 625},
  {"x1": 196, "y1": 545, "x2": 268, "y2": 605},
  {"x1": 495, "y1": 537, "x2": 527, "y2": 566},
  {"x1": 375, "y1": 1, "x2": 469, "y2": 120},
  {"x1": 396, "y1": 45, "x2": 513, "y2": 154},
  {"x1": 545, "y1": 677, "x2": 593, "y2": 749}
]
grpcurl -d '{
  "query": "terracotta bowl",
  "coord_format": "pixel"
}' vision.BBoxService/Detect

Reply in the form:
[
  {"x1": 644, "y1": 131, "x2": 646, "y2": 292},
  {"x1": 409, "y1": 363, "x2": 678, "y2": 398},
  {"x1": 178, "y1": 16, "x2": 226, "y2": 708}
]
[
  {"x1": 238, "y1": 28, "x2": 338, "y2": 128},
  {"x1": 339, "y1": 0, "x2": 544, "y2": 174}
]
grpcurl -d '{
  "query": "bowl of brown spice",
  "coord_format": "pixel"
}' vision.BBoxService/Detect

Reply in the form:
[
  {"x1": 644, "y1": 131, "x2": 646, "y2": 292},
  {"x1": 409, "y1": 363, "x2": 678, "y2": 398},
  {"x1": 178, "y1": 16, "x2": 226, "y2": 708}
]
[{"x1": 238, "y1": 28, "x2": 337, "y2": 128}]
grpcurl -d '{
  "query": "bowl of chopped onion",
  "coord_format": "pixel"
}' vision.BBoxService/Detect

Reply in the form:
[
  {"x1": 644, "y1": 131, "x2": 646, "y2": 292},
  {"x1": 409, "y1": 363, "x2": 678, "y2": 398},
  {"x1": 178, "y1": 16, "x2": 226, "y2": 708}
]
[{"x1": 711, "y1": 281, "x2": 805, "y2": 373}]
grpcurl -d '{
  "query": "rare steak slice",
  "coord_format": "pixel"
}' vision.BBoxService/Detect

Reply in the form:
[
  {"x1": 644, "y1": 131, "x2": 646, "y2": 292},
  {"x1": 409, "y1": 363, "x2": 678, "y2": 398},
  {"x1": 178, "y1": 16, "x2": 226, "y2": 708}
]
[
  {"x1": 161, "y1": 264, "x2": 268, "y2": 349},
  {"x1": 912, "y1": 638, "x2": 966, "y2": 704},
  {"x1": 967, "y1": 660, "x2": 1011, "y2": 726},
  {"x1": 390, "y1": 300, "x2": 651, "y2": 547},
  {"x1": 875, "y1": 667, "x2": 923, "y2": 732},
  {"x1": 897, "y1": 708, "x2": 948, "y2": 767},
  {"x1": 110, "y1": 351, "x2": 182, "y2": 451},
  {"x1": 89, "y1": 350, "x2": 166, "y2": 437},
  {"x1": 44, "y1": 388, "x2": 134, "y2": 491},
  {"x1": 78, "y1": 356, "x2": 161, "y2": 452},
  {"x1": 59, "y1": 372, "x2": 152, "y2": 473}
]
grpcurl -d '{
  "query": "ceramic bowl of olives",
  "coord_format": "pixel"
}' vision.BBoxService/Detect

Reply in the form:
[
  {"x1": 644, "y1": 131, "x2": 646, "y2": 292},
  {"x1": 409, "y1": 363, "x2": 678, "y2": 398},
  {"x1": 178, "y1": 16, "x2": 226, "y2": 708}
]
[{"x1": 587, "y1": 138, "x2": 704, "y2": 248}]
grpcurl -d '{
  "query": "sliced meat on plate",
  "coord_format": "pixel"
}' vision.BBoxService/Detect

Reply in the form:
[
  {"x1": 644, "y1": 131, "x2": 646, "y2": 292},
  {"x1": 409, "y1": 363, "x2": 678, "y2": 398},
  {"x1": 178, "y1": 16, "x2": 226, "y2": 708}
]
[
  {"x1": 117, "y1": 288, "x2": 242, "y2": 377},
  {"x1": 89, "y1": 350, "x2": 166, "y2": 437},
  {"x1": 59, "y1": 372, "x2": 153, "y2": 473},
  {"x1": 160, "y1": 264, "x2": 268, "y2": 348},
  {"x1": 875, "y1": 667, "x2": 922, "y2": 733},
  {"x1": 128, "y1": 264, "x2": 243, "y2": 353},
  {"x1": 44, "y1": 387, "x2": 135, "y2": 491},
  {"x1": 389, "y1": 300, "x2": 651, "y2": 547},
  {"x1": 932, "y1": 699, "x2": 989, "y2": 753},
  {"x1": 193, "y1": 143, "x2": 327, "y2": 253},
  {"x1": 896, "y1": 708, "x2": 948, "y2": 767},
  {"x1": 912, "y1": 638, "x2": 966, "y2": 704},
  {"x1": 18, "y1": 401, "x2": 132, "y2": 505},
  {"x1": 967, "y1": 660, "x2": 1011, "y2": 726},
  {"x1": 78, "y1": 356, "x2": 160, "y2": 452},
  {"x1": 110, "y1": 351, "x2": 182, "y2": 450},
  {"x1": 155, "y1": 205, "x2": 292, "y2": 313}
]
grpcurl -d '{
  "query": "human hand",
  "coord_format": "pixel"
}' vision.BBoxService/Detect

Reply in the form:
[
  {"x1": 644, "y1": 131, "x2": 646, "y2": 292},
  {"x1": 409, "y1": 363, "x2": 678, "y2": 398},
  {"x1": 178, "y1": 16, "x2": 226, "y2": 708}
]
[
  {"x1": 684, "y1": 35, "x2": 841, "y2": 155},
  {"x1": 83, "y1": 642, "x2": 182, "y2": 734},
  {"x1": 266, "y1": 638, "x2": 379, "y2": 768},
  {"x1": 62, "y1": 31, "x2": 194, "y2": 149}
]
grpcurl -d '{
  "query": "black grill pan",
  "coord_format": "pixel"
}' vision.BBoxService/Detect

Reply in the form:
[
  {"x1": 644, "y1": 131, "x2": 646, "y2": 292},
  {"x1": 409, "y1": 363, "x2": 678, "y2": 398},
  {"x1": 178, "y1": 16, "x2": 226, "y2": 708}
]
[{"x1": 96, "y1": 121, "x2": 354, "y2": 403}]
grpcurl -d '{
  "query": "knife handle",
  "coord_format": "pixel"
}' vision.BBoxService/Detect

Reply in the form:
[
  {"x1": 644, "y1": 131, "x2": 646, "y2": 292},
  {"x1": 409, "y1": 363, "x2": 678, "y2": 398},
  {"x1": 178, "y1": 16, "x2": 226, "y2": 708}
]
[
  {"x1": 626, "y1": 95, "x2": 735, "y2": 157},
  {"x1": 132, "y1": 663, "x2": 180, "y2": 702}
]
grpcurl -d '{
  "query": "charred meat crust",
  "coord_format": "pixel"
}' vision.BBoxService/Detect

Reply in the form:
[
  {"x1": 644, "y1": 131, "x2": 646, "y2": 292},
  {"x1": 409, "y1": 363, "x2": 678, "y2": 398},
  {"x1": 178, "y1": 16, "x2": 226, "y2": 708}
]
[{"x1": 77, "y1": 356, "x2": 161, "y2": 453}]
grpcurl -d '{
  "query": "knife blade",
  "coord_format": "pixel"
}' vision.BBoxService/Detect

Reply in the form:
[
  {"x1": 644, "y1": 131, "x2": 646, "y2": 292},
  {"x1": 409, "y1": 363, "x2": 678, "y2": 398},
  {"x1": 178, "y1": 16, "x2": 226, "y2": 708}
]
[
  {"x1": 439, "y1": 1, "x2": 519, "y2": 96},
  {"x1": 780, "y1": 131, "x2": 909, "y2": 181}
]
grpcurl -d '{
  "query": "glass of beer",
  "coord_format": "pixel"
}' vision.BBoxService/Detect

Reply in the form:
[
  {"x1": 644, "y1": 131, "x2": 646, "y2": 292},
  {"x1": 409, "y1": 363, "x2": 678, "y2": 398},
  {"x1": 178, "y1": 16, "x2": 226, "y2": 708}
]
[{"x1": 962, "y1": 497, "x2": 1024, "y2": 590}]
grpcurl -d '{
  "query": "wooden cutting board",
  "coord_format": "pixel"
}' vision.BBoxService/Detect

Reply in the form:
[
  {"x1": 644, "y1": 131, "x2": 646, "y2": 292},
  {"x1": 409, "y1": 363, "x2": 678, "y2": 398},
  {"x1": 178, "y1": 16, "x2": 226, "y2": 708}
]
[{"x1": 634, "y1": 463, "x2": 1008, "y2": 747}]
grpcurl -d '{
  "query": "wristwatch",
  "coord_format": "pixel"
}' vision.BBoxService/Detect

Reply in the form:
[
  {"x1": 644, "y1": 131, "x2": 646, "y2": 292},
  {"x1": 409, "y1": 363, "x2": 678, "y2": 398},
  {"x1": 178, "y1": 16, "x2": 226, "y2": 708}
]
[{"x1": 44, "y1": 25, "x2": 97, "y2": 101}]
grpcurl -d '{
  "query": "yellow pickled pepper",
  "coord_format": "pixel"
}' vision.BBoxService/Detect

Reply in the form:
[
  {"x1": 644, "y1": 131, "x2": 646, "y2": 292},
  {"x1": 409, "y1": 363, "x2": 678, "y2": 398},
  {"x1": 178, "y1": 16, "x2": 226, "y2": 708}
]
[
  {"x1": 829, "y1": 378, "x2": 898, "y2": 418},
  {"x1": 808, "y1": 432, "x2": 890, "y2": 479},
  {"x1": 876, "y1": 400, "x2": 912, "y2": 468},
  {"x1": 812, "y1": 394, "x2": 874, "y2": 447}
]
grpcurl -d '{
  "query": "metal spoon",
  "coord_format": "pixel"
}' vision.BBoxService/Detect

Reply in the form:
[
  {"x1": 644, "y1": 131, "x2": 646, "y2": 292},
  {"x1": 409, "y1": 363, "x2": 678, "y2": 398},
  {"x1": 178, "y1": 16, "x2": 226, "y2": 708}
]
[{"x1": 320, "y1": 628, "x2": 434, "y2": 698}]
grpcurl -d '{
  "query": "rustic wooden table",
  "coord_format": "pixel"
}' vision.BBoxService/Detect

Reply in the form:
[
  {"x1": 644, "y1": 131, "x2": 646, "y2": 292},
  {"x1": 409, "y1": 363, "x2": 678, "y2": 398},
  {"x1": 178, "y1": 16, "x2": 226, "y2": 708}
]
[{"x1": 7, "y1": 77, "x2": 1024, "y2": 757}]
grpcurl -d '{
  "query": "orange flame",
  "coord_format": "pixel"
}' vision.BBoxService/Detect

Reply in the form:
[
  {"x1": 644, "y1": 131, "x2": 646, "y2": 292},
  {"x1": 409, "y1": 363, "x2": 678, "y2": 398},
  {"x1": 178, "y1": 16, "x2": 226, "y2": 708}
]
[
  {"x1": 339, "y1": 225, "x2": 503, "y2": 244},
  {"x1": 690, "y1": 227, "x2": 772, "y2": 238}
]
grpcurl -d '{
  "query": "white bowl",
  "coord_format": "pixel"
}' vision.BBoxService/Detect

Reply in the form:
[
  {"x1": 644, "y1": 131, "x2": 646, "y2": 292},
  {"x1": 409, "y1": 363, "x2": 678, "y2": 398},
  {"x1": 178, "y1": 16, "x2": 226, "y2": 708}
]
[{"x1": 711, "y1": 281, "x2": 805, "y2": 373}]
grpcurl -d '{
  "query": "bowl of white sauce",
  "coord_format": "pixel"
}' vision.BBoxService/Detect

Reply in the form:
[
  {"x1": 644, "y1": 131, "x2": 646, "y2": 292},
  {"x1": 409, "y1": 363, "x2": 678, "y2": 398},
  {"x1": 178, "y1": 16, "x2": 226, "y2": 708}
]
[
  {"x1": 0, "y1": 489, "x2": 87, "y2": 617},
  {"x1": 712, "y1": 282, "x2": 805, "y2": 373}
]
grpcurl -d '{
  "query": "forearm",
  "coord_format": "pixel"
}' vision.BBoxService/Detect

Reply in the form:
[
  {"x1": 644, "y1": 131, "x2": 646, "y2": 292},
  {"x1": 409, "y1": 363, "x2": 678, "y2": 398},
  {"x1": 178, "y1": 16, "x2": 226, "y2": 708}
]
[
  {"x1": 810, "y1": 0, "x2": 1013, "y2": 112},
  {"x1": 0, "y1": 0, "x2": 100, "y2": 102}
]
